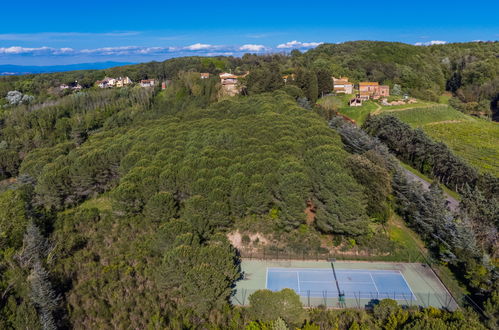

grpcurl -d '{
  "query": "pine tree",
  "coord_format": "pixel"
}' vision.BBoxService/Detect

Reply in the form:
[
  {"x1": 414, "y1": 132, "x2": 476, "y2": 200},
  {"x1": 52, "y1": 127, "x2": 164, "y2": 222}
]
[
  {"x1": 18, "y1": 222, "x2": 49, "y2": 269},
  {"x1": 29, "y1": 261, "x2": 60, "y2": 330}
]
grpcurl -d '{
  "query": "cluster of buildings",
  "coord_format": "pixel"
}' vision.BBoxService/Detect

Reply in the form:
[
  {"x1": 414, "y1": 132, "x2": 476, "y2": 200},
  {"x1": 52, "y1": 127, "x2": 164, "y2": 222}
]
[
  {"x1": 332, "y1": 77, "x2": 390, "y2": 107},
  {"x1": 93, "y1": 77, "x2": 167, "y2": 89},
  {"x1": 59, "y1": 81, "x2": 82, "y2": 91},
  {"x1": 64, "y1": 71, "x2": 393, "y2": 105},
  {"x1": 96, "y1": 76, "x2": 133, "y2": 88}
]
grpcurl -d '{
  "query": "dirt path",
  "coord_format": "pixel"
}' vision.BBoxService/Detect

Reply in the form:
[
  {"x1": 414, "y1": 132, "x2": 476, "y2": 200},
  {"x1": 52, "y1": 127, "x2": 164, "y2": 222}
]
[
  {"x1": 423, "y1": 120, "x2": 467, "y2": 126},
  {"x1": 371, "y1": 103, "x2": 382, "y2": 115},
  {"x1": 401, "y1": 167, "x2": 460, "y2": 212},
  {"x1": 374, "y1": 103, "x2": 436, "y2": 115}
]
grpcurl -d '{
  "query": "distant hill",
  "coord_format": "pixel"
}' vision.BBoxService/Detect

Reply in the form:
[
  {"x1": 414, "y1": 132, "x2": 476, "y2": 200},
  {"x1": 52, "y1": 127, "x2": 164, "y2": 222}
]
[{"x1": 0, "y1": 61, "x2": 135, "y2": 75}]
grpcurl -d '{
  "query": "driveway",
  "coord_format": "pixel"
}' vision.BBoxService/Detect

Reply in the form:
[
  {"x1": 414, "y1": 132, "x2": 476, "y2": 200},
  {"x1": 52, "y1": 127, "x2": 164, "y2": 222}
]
[{"x1": 401, "y1": 167, "x2": 460, "y2": 212}]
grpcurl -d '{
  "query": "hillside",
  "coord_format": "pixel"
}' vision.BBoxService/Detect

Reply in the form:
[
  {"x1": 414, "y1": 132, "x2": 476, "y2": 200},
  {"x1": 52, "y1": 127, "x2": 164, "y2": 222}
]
[
  {"x1": 1, "y1": 91, "x2": 396, "y2": 327},
  {"x1": 0, "y1": 42, "x2": 497, "y2": 328}
]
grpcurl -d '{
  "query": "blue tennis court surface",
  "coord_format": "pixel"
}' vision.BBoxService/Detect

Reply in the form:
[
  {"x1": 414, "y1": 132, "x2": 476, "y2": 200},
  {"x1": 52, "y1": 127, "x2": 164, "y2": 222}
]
[{"x1": 266, "y1": 267, "x2": 416, "y2": 300}]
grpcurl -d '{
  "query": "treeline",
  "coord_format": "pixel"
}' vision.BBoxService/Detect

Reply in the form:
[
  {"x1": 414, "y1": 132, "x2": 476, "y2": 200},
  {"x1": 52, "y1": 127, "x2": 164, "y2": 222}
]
[
  {"x1": 330, "y1": 117, "x2": 498, "y2": 325},
  {"x1": 2, "y1": 41, "x2": 498, "y2": 118},
  {"x1": 243, "y1": 289, "x2": 486, "y2": 329},
  {"x1": 0, "y1": 87, "x2": 156, "y2": 180}
]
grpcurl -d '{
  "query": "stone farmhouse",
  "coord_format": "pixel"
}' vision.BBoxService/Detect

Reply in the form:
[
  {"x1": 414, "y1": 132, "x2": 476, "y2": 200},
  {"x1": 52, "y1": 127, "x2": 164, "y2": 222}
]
[
  {"x1": 219, "y1": 72, "x2": 249, "y2": 96},
  {"x1": 358, "y1": 82, "x2": 390, "y2": 100}
]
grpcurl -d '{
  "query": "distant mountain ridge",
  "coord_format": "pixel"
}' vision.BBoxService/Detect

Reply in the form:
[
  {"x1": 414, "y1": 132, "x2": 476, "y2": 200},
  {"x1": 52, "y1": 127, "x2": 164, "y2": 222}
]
[{"x1": 0, "y1": 61, "x2": 135, "y2": 75}]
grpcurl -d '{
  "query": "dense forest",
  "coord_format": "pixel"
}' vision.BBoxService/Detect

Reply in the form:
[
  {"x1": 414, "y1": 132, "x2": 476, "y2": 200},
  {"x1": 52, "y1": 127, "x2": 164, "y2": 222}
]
[{"x1": 0, "y1": 41, "x2": 497, "y2": 329}]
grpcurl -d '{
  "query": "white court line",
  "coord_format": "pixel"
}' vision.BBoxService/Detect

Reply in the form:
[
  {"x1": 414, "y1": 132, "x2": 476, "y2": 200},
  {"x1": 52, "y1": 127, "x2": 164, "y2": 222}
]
[
  {"x1": 300, "y1": 280, "x2": 374, "y2": 284},
  {"x1": 397, "y1": 270, "x2": 417, "y2": 301},
  {"x1": 369, "y1": 272, "x2": 380, "y2": 295},
  {"x1": 267, "y1": 268, "x2": 400, "y2": 274},
  {"x1": 296, "y1": 271, "x2": 301, "y2": 293}
]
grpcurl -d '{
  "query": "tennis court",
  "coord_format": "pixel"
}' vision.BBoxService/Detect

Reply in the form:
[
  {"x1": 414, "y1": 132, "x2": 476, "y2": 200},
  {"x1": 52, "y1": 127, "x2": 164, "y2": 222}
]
[
  {"x1": 233, "y1": 259, "x2": 457, "y2": 309},
  {"x1": 266, "y1": 267, "x2": 416, "y2": 300}
]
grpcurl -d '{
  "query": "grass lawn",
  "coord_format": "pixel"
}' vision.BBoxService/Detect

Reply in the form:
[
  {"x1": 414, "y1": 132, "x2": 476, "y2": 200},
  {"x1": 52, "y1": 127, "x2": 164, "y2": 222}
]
[
  {"x1": 318, "y1": 95, "x2": 379, "y2": 124},
  {"x1": 386, "y1": 214, "x2": 427, "y2": 262},
  {"x1": 338, "y1": 101, "x2": 378, "y2": 124}
]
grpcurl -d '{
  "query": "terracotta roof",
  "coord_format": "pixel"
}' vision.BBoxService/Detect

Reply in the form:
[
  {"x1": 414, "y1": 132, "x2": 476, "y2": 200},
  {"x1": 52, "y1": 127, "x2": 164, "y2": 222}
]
[
  {"x1": 219, "y1": 73, "x2": 238, "y2": 79},
  {"x1": 359, "y1": 82, "x2": 379, "y2": 86},
  {"x1": 333, "y1": 77, "x2": 350, "y2": 84}
]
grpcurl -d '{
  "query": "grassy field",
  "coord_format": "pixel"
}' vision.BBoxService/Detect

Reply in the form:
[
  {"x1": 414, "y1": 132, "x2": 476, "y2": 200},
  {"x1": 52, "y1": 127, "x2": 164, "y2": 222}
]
[
  {"x1": 386, "y1": 105, "x2": 471, "y2": 126},
  {"x1": 424, "y1": 120, "x2": 499, "y2": 177},
  {"x1": 383, "y1": 105, "x2": 474, "y2": 127},
  {"x1": 385, "y1": 105, "x2": 499, "y2": 177},
  {"x1": 338, "y1": 101, "x2": 378, "y2": 123}
]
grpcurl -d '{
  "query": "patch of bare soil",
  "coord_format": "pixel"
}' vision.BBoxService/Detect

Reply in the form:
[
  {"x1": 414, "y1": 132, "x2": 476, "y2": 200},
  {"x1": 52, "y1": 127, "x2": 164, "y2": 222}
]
[
  {"x1": 227, "y1": 230, "x2": 270, "y2": 250},
  {"x1": 0, "y1": 177, "x2": 17, "y2": 189},
  {"x1": 304, "y1": 200, "x2": 316, "y2": 225}
]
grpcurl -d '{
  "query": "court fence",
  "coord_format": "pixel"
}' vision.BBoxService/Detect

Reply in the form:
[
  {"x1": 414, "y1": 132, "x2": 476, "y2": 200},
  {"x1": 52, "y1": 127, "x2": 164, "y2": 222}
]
[
  {"x1": 237, "y1": 248, "x2": 488, "y2": 318},
  {"x1": 238, "y1": 247, "x2": 425, "y2": 263},
  {"x1": 232, "y1": 289, "x2": 456, "y2": 310}
]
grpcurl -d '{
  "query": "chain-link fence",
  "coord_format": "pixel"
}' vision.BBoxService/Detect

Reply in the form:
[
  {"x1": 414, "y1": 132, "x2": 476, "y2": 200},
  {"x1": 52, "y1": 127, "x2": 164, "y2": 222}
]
[
  {"x1": 233, "y1": 288, "x2": 456, "y2": 310},
  {"x1": 238, "y1": 247, "x2": 425, "y2": 263}
]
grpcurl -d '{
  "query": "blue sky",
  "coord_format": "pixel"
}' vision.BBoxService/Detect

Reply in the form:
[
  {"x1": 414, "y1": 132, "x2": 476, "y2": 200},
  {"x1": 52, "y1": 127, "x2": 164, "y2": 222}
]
[{"x1": 1, "y1": 0, "x2": 498, "y2": 65}]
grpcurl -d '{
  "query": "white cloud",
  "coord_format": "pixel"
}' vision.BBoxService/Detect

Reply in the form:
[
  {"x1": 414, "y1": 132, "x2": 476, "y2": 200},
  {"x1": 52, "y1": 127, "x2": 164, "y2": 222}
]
[
  {"x1": 0, "y1": 46, "x2": 55, "y2": 54},
  {"x1": 276, "y1": 40, "x2": 323, "y2": 49},
  {"x1": 414, "y1": 40, "x2": 447, "y2": 46},
  {"x1": 79, "y1": 46, "x2": 171, "y2": 55},
  {"x1": 184, "y1": 43, "x2": 214, "y2": 51},
  {"x1": 0, "y1": 41, "x2": 321, "y2": 58},
  {"x1": 239, "y1": 44, "x2": 266, "y2": 52}
]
